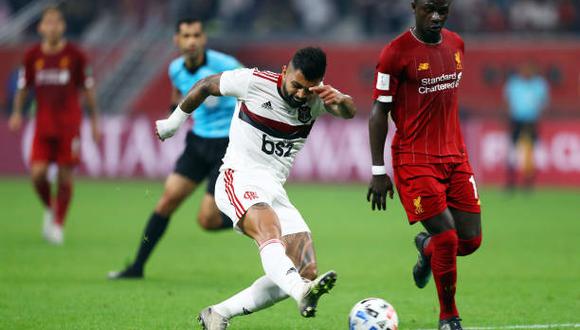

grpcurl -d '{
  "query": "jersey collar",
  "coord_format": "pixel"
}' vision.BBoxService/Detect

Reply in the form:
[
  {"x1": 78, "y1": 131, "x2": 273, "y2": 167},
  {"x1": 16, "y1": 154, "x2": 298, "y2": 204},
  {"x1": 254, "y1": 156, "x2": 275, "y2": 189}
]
[
  {"x1": 183, "y1": 51, "x2": 208, "y2": 74},
  {"x1": 410, "y1": 28, "x2": 443, "y2": 46},
  {"x1": 276, "y1": 74, "x2": 285, "y2": 103}
]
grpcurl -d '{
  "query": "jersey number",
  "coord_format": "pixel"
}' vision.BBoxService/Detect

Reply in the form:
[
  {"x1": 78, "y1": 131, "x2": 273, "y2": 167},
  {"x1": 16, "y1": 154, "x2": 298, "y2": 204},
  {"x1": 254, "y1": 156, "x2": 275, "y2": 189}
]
[
  {"x1": 469, "y1": 175, "x2": 479, "y2": 200},
  {"x1": 261, "y1": 134, "x2": 293, "y2": 157}
]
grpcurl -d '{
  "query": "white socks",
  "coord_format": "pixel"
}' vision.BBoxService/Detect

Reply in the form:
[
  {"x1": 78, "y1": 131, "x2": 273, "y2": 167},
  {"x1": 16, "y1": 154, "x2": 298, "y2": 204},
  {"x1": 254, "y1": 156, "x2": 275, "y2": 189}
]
[
  {"x1": 258, "y1": 239, "x2": 307, "y2": 302},
  {"x1": 211, "y1": 239, "x2": 307, "y2": 320},
  {"x1": 212, "y1": 276, "x2": 287, "y2": 318}
]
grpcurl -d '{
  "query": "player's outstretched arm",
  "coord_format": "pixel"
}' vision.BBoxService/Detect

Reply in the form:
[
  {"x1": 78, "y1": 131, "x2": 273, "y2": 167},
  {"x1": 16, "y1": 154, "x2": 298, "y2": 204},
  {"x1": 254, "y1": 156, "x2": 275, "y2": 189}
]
[
  {"x1": 366, "y1": 101, "x2": 394, "y2": 211},
  {"x1": 83, "y1": 86, "x2": 101, "y2": 143},
  {"x1": 8, "y1": 88, "x2": 28, "y2": 132},
  {"x1": 155, "y1": 73, "x2": 223, "y2": 141},
  {"x1": 310, "y1": 84, "x2": 356, "y2": 119},
  {"x1": 169, "y1": 86, "x2": 182, "y2": 113}
]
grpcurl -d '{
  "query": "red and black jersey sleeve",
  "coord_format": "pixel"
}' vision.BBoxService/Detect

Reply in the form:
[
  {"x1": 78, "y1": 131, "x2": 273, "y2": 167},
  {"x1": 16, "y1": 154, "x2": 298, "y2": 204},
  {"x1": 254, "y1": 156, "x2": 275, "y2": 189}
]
[
  {"x1": 18, "y1": 47, "x2": 38, "y2": 89},
  {"x1": 71, "y1": 45, "x2": 93, "y2": 89},
  {"x1": 372, "y1": 43, "x2": 403, "y2": 104}
]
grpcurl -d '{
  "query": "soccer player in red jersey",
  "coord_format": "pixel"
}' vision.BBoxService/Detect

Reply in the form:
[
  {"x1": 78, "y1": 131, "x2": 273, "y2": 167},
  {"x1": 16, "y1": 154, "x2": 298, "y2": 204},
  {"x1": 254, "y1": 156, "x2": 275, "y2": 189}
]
[
  {"x1": 8, "y1": 6, "x2": 100, "y2": 245},
  {"x1": 366, "y1": 1, "x2": 482, "y2": 329}
]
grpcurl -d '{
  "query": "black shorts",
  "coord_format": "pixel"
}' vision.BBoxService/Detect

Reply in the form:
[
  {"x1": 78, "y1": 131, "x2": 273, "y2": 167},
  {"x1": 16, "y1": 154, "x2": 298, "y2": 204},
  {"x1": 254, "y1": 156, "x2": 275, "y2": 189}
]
[
  {"x1": 510, "y1": 120, "x2": 538, "y2": 144},
  {"x1": 174, "y1": 132, "x2": 229, "y2": 195}
]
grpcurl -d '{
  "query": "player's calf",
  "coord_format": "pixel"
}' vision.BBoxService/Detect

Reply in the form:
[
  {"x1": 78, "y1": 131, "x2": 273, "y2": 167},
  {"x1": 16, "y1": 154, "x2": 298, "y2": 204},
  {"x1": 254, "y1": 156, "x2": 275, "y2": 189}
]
[
  {"x1": 299, "y1": 262, "x2": 317, "y2": 281},
  {"x1": 282, "y1": 231, "x2": 318, "y2": 281},
  {"x1": 429, "y1": 229, "x2": 459, "y2": 321}
]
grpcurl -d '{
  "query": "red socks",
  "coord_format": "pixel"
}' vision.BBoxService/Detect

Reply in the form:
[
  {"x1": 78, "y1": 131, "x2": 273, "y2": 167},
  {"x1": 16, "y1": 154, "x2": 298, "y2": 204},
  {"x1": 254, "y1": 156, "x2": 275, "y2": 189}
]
[
  {"x1": 55, "y1": 182, "x2": 72, "y2": 226},
  {"x1": 458, "y1": 235, "x2": 482, "y2": 256},
  {"x1": 33, "y1": 179, "x2": 51, "y2": 208},
  {"x1": 424, "y1": 229, "x2": 459, "y2": 320}
]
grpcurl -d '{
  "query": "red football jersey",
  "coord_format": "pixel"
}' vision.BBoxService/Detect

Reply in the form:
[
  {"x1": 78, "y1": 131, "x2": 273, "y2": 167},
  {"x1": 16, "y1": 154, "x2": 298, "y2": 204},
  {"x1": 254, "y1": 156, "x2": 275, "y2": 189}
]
[
  {"x1": 373, "y1": 29, "x2": 467, "y2": 166},
  {"x1": 18, "y1": 42, "x2": 93, "y2": 137}
]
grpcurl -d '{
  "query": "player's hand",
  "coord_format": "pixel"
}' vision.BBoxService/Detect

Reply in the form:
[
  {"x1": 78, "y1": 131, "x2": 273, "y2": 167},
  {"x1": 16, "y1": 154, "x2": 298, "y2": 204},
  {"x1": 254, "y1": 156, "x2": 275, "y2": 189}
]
[
  {"x1": 309, "y1": 84, "x2": 346, "y2": 106},
  {"x1": 155, "y1": 107, "x2": 190, "y2": 141},
  {"x1": 366, "y1": 174, "x2": 394, "y2": 211},
  {"x1": 155, "y1": 119, "x2": 177, "y2": 141},
  {"x1": 8, "y1": 112, "x2": 22, "y2": 132}
]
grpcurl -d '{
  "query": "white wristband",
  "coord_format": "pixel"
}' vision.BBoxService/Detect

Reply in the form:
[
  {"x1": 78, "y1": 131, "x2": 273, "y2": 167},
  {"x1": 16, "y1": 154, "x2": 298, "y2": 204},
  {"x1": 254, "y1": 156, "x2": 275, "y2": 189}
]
[
  {"x1": 372, "y1": 165, "x2": 387, "y2": 176},
  {"x1": 155, "y1": 105, "x2": 191, "y2": 140},
  {"x1": 168, "y1": 105, "x2": 190, "y2": 126}
]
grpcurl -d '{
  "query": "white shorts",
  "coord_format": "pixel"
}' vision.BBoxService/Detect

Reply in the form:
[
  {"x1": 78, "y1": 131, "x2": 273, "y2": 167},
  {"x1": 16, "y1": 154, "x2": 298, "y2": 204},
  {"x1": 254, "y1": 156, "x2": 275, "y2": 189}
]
[{"x1": 215, "y1": 168, "x2": 310, "y2": 236}]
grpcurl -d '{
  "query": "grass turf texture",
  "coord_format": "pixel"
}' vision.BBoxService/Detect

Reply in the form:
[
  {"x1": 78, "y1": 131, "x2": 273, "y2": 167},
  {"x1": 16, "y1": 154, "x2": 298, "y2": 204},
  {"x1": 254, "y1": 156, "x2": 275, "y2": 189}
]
[{"x1": 1, "y1": 177, "x2": 578, "y2": 329}]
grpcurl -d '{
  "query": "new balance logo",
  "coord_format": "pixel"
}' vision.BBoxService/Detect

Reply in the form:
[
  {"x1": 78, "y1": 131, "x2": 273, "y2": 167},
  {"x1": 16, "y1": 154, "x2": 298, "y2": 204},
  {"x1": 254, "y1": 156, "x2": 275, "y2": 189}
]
[
  {"x1": 261, "y1": 101, "x2": 273, "y2": 111},
  {"x1": 418, "y1": 62, "x2": 430, "y2": 71}
]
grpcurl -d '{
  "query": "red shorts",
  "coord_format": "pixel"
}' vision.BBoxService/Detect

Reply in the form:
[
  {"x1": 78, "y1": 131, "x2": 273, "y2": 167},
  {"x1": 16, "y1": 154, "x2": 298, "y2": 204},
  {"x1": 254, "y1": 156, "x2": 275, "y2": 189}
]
[
  {"x1": 30, "y1": 133, "x2": 81, "y2": 166},
  {"x1": 393, "y1": 161, "x2": 481, "y2": 223}
]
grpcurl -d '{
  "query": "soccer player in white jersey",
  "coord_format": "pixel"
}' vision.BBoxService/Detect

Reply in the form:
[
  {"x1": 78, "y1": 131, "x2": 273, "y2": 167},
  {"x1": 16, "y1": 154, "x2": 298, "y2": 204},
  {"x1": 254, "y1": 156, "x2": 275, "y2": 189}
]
[{"x1": 155, "y1": 47, "x2": 356, "y2": 329}]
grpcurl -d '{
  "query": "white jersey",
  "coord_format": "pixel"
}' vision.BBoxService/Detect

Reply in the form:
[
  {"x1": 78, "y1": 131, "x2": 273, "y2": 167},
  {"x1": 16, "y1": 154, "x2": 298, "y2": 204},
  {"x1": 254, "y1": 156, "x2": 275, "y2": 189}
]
[{"x1": 219, "y1": 68, "x2": 327, "y2": 183}]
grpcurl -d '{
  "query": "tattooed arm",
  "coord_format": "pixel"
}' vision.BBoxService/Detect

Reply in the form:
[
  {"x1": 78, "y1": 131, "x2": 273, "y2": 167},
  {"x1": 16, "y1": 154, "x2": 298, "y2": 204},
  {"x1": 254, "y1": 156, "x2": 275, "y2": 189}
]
[{"x1": 155, "y1": 73, "x2": 222, "y2": 141}]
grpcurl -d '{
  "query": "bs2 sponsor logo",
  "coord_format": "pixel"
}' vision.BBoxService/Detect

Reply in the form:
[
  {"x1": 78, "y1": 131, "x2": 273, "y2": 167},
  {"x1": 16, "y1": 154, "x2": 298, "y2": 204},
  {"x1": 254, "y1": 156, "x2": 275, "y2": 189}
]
[{"x1": 261, "y1": 134, "x2": 294, "y2": 157}]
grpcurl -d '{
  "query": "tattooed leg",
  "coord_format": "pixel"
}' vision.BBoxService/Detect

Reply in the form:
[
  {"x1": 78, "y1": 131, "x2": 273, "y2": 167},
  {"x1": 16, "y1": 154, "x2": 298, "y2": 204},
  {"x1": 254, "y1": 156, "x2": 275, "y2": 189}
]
[
  {"x1": 282, "y1": 232, "x2": 318, "y2": 281},
  {"x1": 210, "y1": 232, "x2": 320, "y2": 319}
]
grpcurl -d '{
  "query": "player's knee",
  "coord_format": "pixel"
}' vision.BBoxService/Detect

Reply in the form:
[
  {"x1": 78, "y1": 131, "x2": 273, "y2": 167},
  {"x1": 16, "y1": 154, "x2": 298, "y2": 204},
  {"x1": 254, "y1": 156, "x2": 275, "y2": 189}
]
[
  {"x1": 242, "y1": 204, "x2": 281, "y2": 242},
  {"x1": 197, "y1": 213, "x2": 218, "y2": 230},
  {"x1": 31, "y1": 170, "x2": 47, "y2": 184},
  {"x1": 432, "y1": 229, "x2": 459, "y2": 251},
  {"x1": 457, "y1": 235, "x2": 482, "y2": 256},
  {"x1": 197, "y1": 214, "x2": 211, "y2": 229},
  {"x1": 156, "y1": 191, "x2": 185, "y2": 215},
  {"x1": 56, "y1": 166, "x2": 73, "y2": 183},
  {"x1": 299, "y1": 262, "x2": 317, "y2": 281},
  {"x1": 198, "y1": 212, "x2": 230, "y2": 231}
]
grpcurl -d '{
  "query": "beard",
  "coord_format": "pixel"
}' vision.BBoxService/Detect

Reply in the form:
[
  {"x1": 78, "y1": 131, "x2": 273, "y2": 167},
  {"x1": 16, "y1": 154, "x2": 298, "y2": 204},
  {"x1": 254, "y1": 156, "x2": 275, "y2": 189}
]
[{"x1": 281, "y1": 85, "x2": 307, "y2": 108}]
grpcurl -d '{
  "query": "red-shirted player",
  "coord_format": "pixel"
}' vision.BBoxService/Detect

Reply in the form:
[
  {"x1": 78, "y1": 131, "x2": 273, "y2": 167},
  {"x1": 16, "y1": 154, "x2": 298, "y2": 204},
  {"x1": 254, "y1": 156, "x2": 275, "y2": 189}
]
[
  {"x1": 366, "y1": 1, "x2": 482, "y2": 329},
  {"x1": 8, "y1": 6, "x2": 100, "y2": 245}
]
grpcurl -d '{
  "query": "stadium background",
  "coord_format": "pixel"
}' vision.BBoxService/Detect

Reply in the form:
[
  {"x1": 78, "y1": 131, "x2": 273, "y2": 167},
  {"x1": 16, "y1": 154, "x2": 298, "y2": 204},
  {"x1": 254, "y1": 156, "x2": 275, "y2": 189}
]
[
  {"x1": 1, "y1": 1, "x2": 579, "y2": 329},
  {"x1": 1, "y1": 0, "x2": 579, "y2": 185}
]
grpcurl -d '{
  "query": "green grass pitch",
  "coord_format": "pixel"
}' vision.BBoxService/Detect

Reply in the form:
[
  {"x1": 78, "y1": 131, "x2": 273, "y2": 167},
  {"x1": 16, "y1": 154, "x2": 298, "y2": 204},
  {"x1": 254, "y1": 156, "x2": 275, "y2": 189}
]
[{"x1": 1, "y1": 177, "x2": 579, "y2": 329}]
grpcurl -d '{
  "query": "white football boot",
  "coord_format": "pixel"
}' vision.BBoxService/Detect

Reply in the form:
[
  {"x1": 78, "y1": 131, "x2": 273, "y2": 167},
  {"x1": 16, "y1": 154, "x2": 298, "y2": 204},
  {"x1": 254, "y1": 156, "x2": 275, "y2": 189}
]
[
  {"x1": 42, "y1": 208, "x2": 54, "y2": 240},
  {"x1": 298, "y1": 270, "x2": 337, "y2": 317},
  {"x1": 46, "y1": 223, "x2": 64, "y2": 245},
  {"x1": 198, "y1": 307, "x2": 229, "y2": 330}
]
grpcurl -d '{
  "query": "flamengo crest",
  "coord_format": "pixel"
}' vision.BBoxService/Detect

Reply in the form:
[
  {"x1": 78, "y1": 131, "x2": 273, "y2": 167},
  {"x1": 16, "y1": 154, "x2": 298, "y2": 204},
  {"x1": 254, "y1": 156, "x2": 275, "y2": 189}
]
[{"x1": 297, "y1": 105, "x2": 312, "y2": 123}]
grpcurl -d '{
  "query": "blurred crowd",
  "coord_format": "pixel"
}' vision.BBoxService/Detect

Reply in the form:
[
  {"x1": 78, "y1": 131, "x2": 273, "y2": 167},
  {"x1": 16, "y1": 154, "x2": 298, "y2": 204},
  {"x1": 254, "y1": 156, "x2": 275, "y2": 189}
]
[
  {"x1": 446, "y1": 0, "x2": 579, "y2": 33},
  {"x1": 1, "y1": 0, "x2": 579, "y2": 39},
  {"x1": 169, "y1": 0, "x2": 580, "y2": 36}
]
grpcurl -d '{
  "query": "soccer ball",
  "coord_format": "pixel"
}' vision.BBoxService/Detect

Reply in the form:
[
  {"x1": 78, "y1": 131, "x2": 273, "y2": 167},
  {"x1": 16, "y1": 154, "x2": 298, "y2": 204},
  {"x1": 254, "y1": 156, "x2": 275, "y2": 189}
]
[{"x1": 348, "y1": 297, "x2": 399, "y2": 330}]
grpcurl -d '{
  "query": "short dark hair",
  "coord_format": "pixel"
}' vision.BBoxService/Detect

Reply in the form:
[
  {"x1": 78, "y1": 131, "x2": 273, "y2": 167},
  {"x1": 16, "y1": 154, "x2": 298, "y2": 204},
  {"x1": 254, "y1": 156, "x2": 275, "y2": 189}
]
[
  {"x1": 175, "y1": 18, "x2": 203, "y2": 33},
  {"x1": 291, "y1": 47, "x2": 326, "y2": 81},
  {"x1": 41, "y1": 5, "x2": 64, "y2": 20}
]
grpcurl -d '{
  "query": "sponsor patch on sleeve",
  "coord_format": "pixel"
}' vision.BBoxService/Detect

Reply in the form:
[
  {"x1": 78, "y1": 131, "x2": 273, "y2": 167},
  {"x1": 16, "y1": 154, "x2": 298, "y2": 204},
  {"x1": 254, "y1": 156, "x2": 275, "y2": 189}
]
[
  {"x1": 376, "y1": 72, "x2": 390, "y2": 91},
  {"x1": 17, "y1": 68, "x2": 26, "y2": 89}
]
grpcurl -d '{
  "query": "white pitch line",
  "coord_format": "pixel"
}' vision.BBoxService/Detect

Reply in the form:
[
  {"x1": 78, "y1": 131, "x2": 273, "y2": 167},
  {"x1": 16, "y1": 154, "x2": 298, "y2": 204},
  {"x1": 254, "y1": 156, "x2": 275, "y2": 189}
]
[{"x1": 416, "y1": 323, "x2": 580, "y2": 330}]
